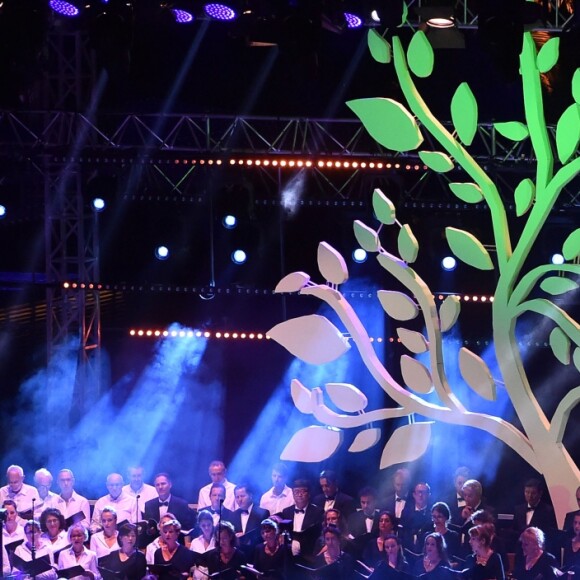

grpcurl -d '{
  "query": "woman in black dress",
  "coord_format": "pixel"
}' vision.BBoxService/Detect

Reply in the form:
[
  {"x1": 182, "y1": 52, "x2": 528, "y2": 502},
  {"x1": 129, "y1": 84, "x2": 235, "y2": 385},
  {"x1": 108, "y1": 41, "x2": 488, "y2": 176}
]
[
  {"x1": 419, "y1": 503, "x2": 461, "y2": 562},
  {"x1": 311, "y1": 524, "x2": 354, "y2": 579},
  {"x1": 412, "y1": 532, "x2": 452, "y2": 579},
  {"x1": 563, "y1": 512, "x2": 580, "y2": 573},
  {"x1": 464, "y1": 524, "x2": 504, "y2": 580},
  {"x1": 362, "y1": 512, "x2": 398, "y2": 567},
  {"x1": 513, "y1": 527, "x2": 559, "y2": 580},
  {"x1": 200, "y1": 521, "x2": 247, "y2": 580},
  {"x1": 153, "y1": 518, "x2": 196, "y2": 580},
  {"x1": 251, "y1": 518, "x2": 290, "y2": 579},
  {"x1": 99, "y1": 523, "x2": 147, "y2": 580}
]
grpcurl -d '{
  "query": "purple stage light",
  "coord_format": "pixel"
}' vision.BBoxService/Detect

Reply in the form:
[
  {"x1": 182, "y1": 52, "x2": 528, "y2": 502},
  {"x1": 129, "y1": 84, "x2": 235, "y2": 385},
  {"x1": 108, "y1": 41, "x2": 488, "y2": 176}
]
[
  {"x1": 344, "y1": 12, "x2": 363, "y2": 28},
  {"x1": 172, "y1": 8, "x2": 194, "y2": 23},
  {"x1": 49, "y1": 0, "x2": 80, "y2": 16},
  {"x1": 204, "y1": 3, "x2": 237, "y2": 21}
]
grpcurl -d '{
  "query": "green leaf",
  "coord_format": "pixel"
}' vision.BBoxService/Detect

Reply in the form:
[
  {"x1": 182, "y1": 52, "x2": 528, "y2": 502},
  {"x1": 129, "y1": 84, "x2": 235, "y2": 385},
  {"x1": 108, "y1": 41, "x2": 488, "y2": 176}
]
[
  {"x1": 353, "y1": 220, "x2": 380, "y2": 253},
  {"x1": 459, "y1": 347, "x2": 496, "y2": 401},
  {"x1": 563, "y1": 228, "x2": 580, "y2": 260},
  {"x1": 514, "y1": 178, "x2": 535, "y2": 217},
  {"x1": 400, "y1": 355, "x2": 433, "y2": 394},
  {"x1": 494, "y1": 121, "x2": 529, "y2": 141},
  {"x1": 377, "y1": 290, "x2": 419, "y2": 321},
  {"x1": 574, "y1": 347, "x2": 580, "y2": 372},
  {"x1": 372, "y1": 188, "x2": 397, "y2": 225},
  {"x1": 573, "y1": 69, "x2": 580, "y2": 104},
  {"x1": 407, "y1": 30, "x2": 434, "y2": 78},
  {"x1": 399, "y1": 2, "x2": 408, "y2": 26},
  {"x1": 281, "y1": 426, "x2": 343, "y2": 462},
  {"x1": 540, "y1": 276, "x2": 579, "y2": 296},
  {"x1": 446, "y1": 227, "x2": 494, "y2": 270},
  {"x1": 318, "y1": 242, "x2": 348, "y2": 284},
  {"x1": 397, "y1": 328, "x2": 428, "y2": 353},
  {"x1": 449, "y1": 182, "x2": 484, "y2": 203},
  {"x1": 368, "y1": 29, "x2": 391, "y2": 63},
  {"x1": 268, "y1": 315, "x2": 350, "y2": 364},
  {"x1": 347, "y1": 98, "x2": 423, "y2": 152},
  {"x1": 537, "y1": 37, "x2": 560, "y2": 73},
  {"x1": 380, "y1": 422, "x2": 433, "y2": 469},
  {"x1": 451, "y1": 82, "x2": 478, "y2": 145},
  {"x1": 349, "y1": 428, "x2": 381, "y2": 453},
  {"x1": 549, "y1": 327, "x2": 570, "y2": 365},
  {"x1": 556, "y1": 103, "x2": 580, "y2": 164},
  {"x1": 418, "y1": 150, "x2": 454, "y2": 172},
  {"x1": 440, "y1": 295, "x2": 461, "y2": 332},
  {"x1": 398, "y1": 224, "x2": 419, "y2": 263}
]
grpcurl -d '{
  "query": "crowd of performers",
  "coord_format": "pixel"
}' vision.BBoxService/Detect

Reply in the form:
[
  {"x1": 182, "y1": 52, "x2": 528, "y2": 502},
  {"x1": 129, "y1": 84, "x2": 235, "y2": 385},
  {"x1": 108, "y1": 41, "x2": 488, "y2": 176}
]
[{"x1": 1, "y1": 462, "x2": 579, "y2": 580}]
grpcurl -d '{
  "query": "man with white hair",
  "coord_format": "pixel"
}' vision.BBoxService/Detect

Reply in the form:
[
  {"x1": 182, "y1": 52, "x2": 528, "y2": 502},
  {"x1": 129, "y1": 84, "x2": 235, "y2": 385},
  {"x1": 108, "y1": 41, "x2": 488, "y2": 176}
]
[
  {"x1": 0, "y1": 465, "x2": 40, "y2": 522},
  {"x1": 33, "y1": 468, "x2": 58, "y2": 517},
  {"x1": 91, "y1": 473, "x2": 137, "y2": 532},
  {"x1": 52, "y1": 469, "x2": 90, "y2": 529}
]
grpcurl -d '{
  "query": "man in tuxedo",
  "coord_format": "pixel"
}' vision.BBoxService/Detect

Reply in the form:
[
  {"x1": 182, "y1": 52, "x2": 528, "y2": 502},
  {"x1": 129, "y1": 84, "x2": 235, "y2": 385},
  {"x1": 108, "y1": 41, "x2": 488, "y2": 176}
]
[
  {"x1": 563, "y1": 485, "x2": 580, "y2": 531},
  {"x1": 399, "y1": 482, "x2": 432, "y2": 549},
  {"x1": 313, "y1": 469, "x2": 355, "y2": 519},
  {"x1": 198, "y1": 483, "x2": 235, "y2": 526},
  {"x1": 143, "y1": 472, "x2": 195, "y2": 530},
  {"x1": 230, "y1": 484, "x2": 269, "y2": 555},
  {"x1": 513, "y1": 478, "x2": 557, "y2": 534},
  {"x1": 446, "y1": 466, "x2": 471, "y2": 526},
  {"x1": 382, "y1": 468, "x2": 411, "y2": 521},
  {"x1": 348, "y1": 486, "x2": 381, "y2": 538},
  {"x1": 279, "y1": 479, "x2": 324, "y2": 559}
]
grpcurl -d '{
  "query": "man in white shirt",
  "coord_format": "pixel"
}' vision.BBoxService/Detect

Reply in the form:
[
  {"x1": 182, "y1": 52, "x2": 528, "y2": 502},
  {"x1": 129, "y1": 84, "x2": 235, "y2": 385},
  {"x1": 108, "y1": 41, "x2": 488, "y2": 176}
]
[
  {"x1": 52, "y1": 469, "x2": 90, "y2": 529},
  {"x1": 91, "y1": 473, "x2": 137, "y2": 532},
  {"x1": 259, "y1": 463, "x2": 294, "y2": 516},
  {"x1": 0, "y1": 465, "x2": 40, "y2": 523},
  {"x1": 197, "y1": 461, "x2": 237, "y2": 511},
  {"x1": 33, "y1": 468, "x2": 58, "y2": 517},
  {"x1": 122, "y1": 466, "x2": 158, "y2": 506}
]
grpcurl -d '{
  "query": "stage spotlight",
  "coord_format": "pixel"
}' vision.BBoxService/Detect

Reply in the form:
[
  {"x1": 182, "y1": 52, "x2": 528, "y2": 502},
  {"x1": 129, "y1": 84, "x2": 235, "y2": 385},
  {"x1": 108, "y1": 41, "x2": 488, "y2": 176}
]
[
  {"x1": 172, "y1": 8, "x2": 194, "y2": 23},
  {"x1": 92, "y1": 198, "x2": 106, "y2": 212},
  {"x1": 442, "y1": 256, "x2": 457, "y2": 271},
  {"x1": 353, "y1": 248, "x2": 367, "y2": 263},
  {"x1": 155, "y1": 245, "x2": 170, "y2": 260},
  {"x1": 0, "y1": 205, "x2": 6, "y2": 218},
  {"x1": 232, "y1": 249, "x2": 247, "y2": 264},
  {"x1": 204, "y1": 3, "x2": 237, "y2": 20},
  {"x1": 344, "y1": 12, "x2": 363, "y2": 28},
  {"x1": 49, "y1": 0, "x2": 81, "y2": 16},
  {"x1": 551, "y1": 253, "x2": 565, "y2": 265},
  {"x1": 222, "y1": 214, "x2": 237, "y2": 229}
]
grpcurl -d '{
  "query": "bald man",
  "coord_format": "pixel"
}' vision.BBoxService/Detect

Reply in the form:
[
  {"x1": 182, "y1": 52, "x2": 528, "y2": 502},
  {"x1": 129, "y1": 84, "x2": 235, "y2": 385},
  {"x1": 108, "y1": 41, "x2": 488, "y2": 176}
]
[{"x1": 91, "y1": 473, "x2": 137, "y2": 532}]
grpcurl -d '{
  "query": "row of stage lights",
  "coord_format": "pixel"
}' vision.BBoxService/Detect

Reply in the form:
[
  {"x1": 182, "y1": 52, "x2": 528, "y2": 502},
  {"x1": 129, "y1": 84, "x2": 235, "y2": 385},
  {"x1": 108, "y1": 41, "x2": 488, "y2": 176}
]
[
  {"x1": 60, "y1": 282, "x2": 497, "y2": 303},
  {"x1": 49, "y1": 1, "x2": 372, "y2": 29}
]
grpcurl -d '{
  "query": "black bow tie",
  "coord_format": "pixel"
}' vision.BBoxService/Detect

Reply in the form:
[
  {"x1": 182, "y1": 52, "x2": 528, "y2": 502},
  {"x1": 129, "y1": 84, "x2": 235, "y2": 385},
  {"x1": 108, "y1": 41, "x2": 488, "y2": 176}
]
[
  {"x1": 527, "y1": 506, "x2": 535, "y2": 512},
  {"x1": 240, "y1": 510, "x2": 249, "y2": 515},
  {"x1": 396, "y1": 498, "x2": 405, "y2": 502},
  {"x1": 295, "y1": 509, "x2": 305, "y2": 514},
  {"x1": 365, "y1": 516, "x2": 374, "y2": 521},
  {"x1": 159, "y1": 501, "x2": 169, "y2": 506},
  {"x1": 325, "y1": 496, "x2": 335, "y2": 501}
]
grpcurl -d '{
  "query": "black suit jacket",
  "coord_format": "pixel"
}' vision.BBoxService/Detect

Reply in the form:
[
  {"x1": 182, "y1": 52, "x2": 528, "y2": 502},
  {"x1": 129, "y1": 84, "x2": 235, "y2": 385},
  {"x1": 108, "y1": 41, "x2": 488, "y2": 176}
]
[
  {"x1": 280, "y1": 503, "x2": 324, "y2": 557},
  {"x1": 231, "y1": 505, "x2": 270, "y2": 535},
  {"x1": 312, "y1": 491, "x2": 355, "y2": 519},
  {"x1": 143, "y1": 495, "x2": 195, "y2": 530},
  {"x1": 513, "y1": 502, "x2": 557, "y2": 534},
  {"x1": 563, "y1": 509, "x2": 580, "y2": 531},
  {"x1": 348, "y1": 509, "x2": 380, "y2": 538}
]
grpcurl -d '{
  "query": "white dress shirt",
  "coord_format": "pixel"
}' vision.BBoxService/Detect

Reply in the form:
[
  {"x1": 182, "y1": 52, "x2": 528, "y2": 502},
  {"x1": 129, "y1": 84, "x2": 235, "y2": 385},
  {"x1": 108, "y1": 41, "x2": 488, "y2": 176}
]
[
  {"x1": 58, "y1": 545, "x2": 101, "y2": 580},
  {"x1": 13, "y1": 542, "x2": 57, "y2": 580},
  {"x1": 197, "y1": 480, "x2": 237, "y2": 512},
  {"x1": 122, "y1": 482, "x2": 158, "y2": 506},
  {"x1": 89, "y1": 530, "x2": 119, "y2": 559},
  {"x1": 52, "y1": 491, "x2": 91, "y2": 529},
  {"x1": 259, "y1": 485, "x2": 294, "y2": 515},
  {"x1": 35, "y1": 491, "x2": 59, "y2": 518},
  {"x1": 91, "y1": 491, "x2": 137, "y2": 531},
  {"x1": 0, "y1": 484, "x2": 41, "y2": 523},
  {"x1": 40, "y1": 530, "x2": 70, "y2": 554}
]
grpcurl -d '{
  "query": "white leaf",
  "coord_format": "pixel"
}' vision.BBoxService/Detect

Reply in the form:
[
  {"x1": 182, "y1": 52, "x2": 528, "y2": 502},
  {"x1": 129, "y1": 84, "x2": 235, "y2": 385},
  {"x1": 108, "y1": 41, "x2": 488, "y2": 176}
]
[
  {"x1": 400, "y1": 355, "x2": 433, "y2": 394},
  {"x1": 377, "y1": 290, "x2": 419, "y2": 321},
  {"x1": 458, "y1": 348, "x2": 496, "y2": 401},
  {"x1": 440, "y1": 295, "x2": 461, "y2": 332},
  {"x1": 274, "y1": 272, "x2": 310, "y2": 293},
  {"x1": 268, "y1": 315, "x2": 350, "y2": 364},
  {"x1": 318, "y1": 242, "x2": 349, "y2": 285},
  {"x1": 397, "y1": 328, "x2": 428, "y2": 353},
  {"x1": 325, "y1": 383, "x2": 368, "y2": 412},
  {"x1": 380, "y1": 422, "x2": 433, "y2": 468},
  {"x1": 349, "y1": 428, "x2": 381, "y2": 452},
  {"x1": 291, "y1": 379, "x2": 314, "y2": 414},
  {"x1": 280, "y1": 426, "x2": 343, "y2": 462}
]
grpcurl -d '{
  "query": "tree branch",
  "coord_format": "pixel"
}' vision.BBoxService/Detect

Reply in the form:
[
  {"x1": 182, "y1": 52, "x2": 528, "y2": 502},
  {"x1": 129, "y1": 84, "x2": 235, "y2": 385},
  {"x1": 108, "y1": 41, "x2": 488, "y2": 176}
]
[{"x1": 549, "y1": 386, "x2": 580, "y2": 444}]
